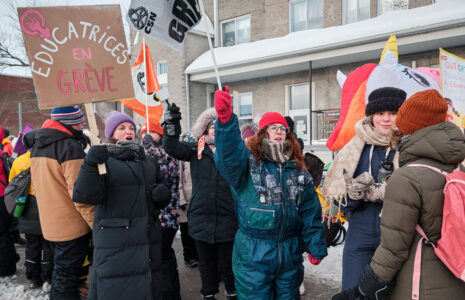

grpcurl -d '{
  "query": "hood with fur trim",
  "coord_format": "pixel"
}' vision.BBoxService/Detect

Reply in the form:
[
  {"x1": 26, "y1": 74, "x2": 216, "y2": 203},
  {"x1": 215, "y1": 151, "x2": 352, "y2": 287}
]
[
  {"x1": 240, "y1": 122, "x2": 258, "y2": 138},
  {"x1": 191, "y1": 108, "x2": 217, "y2": 139}
]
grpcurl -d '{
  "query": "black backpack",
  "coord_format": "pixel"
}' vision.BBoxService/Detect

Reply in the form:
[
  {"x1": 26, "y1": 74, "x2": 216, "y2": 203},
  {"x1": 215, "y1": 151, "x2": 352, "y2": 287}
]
[
  {"x1": 4, "y1": 168, "x2": 31, "y2": 215},
  {"x1": 0, "y1": 152, "x2": 13, "y2": 186}
]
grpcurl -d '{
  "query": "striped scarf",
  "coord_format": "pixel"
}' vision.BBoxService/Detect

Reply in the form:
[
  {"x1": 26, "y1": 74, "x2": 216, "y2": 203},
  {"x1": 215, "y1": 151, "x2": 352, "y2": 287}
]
[{"x1": 261, "y1": 139, "x2": 292, "y2": 164}]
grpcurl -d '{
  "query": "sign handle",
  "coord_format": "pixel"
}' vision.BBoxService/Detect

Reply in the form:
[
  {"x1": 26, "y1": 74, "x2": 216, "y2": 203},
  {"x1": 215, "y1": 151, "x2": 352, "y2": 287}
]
[{"x1": 84, "y1": 103, "x2": 107, "y2": 175}]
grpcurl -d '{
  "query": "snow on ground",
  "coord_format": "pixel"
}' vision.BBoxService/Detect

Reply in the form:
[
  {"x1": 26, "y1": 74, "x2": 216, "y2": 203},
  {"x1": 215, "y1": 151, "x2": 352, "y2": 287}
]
[
  {"x1": 0, "y1": 275, "x2": 50, "y2": 300},
  {"x1": 304, "y1": 244, "x2": 343, "y2": 286}
]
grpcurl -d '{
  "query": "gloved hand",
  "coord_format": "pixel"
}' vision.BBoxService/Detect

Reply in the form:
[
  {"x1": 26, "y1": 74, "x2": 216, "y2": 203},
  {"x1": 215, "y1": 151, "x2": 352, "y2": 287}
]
[
  {"x1": 308, "y1": 253, "x2": 322, "y2": 265},
  {"x1": 358, "y1": 265, "x2": 392, "y2": 300},
  {"x1": 162, "y1": 103, "x2": 182, "y2": 137},
  {"x1": 142, "y1": 133, "x2": 154, "y2": 150},
  {"x1": 366, "y1": 182, "x2": 386, "y2": 203},
  {"x1": 214, "y1": 86, "x2": 232, "y2": 123},
  {"x1": 85, "y1": 145, "x2": 109, "y2": 166},
  {"x1": 180, "y1": 203, "x2": 187, "y2": 211},
  {"x1": 332, "y1": 287, "x2": 363, "y2": 300},
  {"x1": 151, "y1": 184, "x2": 171, "y2": 209},
  {"x1": 345, "y1": 172, "x2": 375, "y2": 200}
]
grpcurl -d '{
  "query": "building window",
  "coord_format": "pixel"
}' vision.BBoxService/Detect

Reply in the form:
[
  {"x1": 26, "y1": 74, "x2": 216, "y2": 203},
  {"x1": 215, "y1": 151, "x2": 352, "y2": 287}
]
[
  {"x1": 157, "y1": 61, "x2": 167, "y2": 75},
  {"x1": 221, "y1": 16, "x2": 250, "y2": 47},
  {"x1": 289, "y1": 0, "x2": 324, "y2": 33},
  {"x1": 377, "y1": 0, "x2": 408, "y2": 15},
  {"x1": 234, "y1": 92, "x2": 253, "y2": 125},
  {"x1": 289, "y1": 84, "x2": 310, "y2": 144},
  {"x1": 343, "y1": 0, "x2": 370, "y2": 24}
]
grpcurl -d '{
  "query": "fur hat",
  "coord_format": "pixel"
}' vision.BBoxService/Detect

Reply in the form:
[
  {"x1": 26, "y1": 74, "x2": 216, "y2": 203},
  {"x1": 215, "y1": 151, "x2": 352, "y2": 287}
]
[
  {"x1": 240, "y1": 122, "x2": 259, "y2": 139},
  {"x1": 396, "y1": 89, "x2": 448, "y2": 135},
  {"x1": 365, "y1": 87, "x2": 406, "y2": 116},
  {"x1": 104, "y1": 111, "x2": 136, "y2": 139},
  {"x1": 191, "y1": 108, "x2": 217, "y2": 139}
]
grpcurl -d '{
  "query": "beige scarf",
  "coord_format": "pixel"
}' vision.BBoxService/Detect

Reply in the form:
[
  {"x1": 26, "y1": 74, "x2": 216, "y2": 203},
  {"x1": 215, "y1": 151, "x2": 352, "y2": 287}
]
[{"x1": 322, "y1": 118, "x2": 392, "y2": 222}]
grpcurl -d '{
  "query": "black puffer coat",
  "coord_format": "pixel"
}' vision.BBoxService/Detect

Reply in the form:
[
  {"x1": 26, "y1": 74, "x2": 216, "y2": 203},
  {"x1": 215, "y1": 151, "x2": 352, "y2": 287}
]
[
  {"x1": 163, "y1": 135, "x2": 237, "y2": 244},
  {"x1": 73, "y1": 145, "x2": 168, "y2": 300}
]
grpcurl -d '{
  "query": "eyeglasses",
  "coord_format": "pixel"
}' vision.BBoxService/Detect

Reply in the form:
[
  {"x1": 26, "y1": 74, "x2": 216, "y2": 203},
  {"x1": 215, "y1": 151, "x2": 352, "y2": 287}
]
[{"x1": 268, "y1": 125, "x2": 288, "y2": 134}]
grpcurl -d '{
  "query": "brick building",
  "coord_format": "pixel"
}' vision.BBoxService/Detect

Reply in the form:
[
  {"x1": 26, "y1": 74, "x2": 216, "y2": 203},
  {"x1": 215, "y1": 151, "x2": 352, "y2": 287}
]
[{"x1": 135, "y1": 0, "x2": 465, "y2": 160}]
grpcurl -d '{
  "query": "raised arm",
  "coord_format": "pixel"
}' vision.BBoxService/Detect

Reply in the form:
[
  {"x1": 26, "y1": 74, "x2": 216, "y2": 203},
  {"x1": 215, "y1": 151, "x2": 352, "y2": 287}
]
[{"x1": 213, "y1": 87, "x2": 250, "y2": 190}]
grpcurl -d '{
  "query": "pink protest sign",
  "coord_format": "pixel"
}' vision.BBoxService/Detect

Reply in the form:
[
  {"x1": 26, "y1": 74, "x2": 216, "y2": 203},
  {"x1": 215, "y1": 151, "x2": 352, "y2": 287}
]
[{"x1": 18, "y1": 5, "x2": 134, "y2": 109}]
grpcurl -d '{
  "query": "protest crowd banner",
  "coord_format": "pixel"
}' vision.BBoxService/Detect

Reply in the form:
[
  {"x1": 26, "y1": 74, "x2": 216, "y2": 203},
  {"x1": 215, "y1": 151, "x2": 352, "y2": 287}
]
[{"x1": 18, "y1": 5, "x2": 135, "y2": 174}]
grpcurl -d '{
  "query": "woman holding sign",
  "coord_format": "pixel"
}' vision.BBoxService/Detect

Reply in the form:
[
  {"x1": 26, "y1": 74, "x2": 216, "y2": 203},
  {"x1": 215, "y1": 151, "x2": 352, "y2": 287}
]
[{"x1": 73, "y1": 111, "x2": 170, "y2": 299}]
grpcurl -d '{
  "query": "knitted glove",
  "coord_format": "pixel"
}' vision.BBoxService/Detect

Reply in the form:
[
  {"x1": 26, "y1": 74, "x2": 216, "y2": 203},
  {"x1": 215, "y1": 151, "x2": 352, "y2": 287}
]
[
  {"x1": 142, "y1": 133, "x2": 153, "y2": 150},
  {"x1": 214, "y1": 86, "x2": 232, "y2": 123},
  {"x1": 85, "y1": 145, "x2": 109, "y2": 166},
  {"x1": 345, "y1": 172, "x2": 374, "y2": 200},
  {"x1": 366, "y1": 182, "x2": 386, "y2": 203},
  {"x1": 358, "y1": 265, "x2": 392, "y2": 300},
  {"x1": 162, "y1": 103, "x2": 182, "y2": 137},
  {"x1": 308, "y1": 253, "x2": 322, "y2": 265}
]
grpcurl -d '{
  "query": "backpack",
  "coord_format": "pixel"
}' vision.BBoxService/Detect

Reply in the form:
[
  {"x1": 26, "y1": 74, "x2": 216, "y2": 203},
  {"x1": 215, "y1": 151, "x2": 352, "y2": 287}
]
[
  {"x1": 0, "y1": 151, "x2": 12, "y2": 186},
  {"x1": 4, "y1": 168, "x2": 31, "y2": 215},
  {"x1": 408, "y1": 164, "x2": 465, "y2": 300}
]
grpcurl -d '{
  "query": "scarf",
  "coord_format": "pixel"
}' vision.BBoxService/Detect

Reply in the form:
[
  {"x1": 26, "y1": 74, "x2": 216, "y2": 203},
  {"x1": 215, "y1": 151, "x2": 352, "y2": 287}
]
[
  {"x1": 322, "y1": 118, "x2": 392, "y2": 222},
  {"x1": 106, "y1": 140, "x2": 142, "y2": 158},
  {"x1": 197, "y1": 135, "x2": 215, "y2": 159},
  {"x1": 261, "y1": 139, "x2": 292, "y2": 164}
]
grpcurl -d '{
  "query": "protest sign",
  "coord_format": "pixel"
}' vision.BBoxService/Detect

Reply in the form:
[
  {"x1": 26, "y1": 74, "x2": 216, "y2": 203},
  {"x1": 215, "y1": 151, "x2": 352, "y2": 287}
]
[
  {"x1": 440, "y1": 49, "x2": 465, "y2": 128},
  {"x1": 18, "y1": 5, "x2": 134, "y2": 109},
  {"x1": 127, "y1": 0, "x2": 202, "y2": 52}
]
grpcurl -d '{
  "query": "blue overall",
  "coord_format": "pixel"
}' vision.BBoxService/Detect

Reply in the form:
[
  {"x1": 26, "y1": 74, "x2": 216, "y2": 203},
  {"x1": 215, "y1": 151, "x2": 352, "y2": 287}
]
[
  {"x1": 341, "y1": 144, "x2": 395, "y2": 291},
  {"x1": 214, "y1": 114, "x2": 327, "y2": 300}
]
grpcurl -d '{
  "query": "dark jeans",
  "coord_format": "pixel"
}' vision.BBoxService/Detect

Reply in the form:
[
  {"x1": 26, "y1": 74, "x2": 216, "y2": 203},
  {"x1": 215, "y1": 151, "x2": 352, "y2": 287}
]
[
  {"x1": 180, "y1": 222, "x2": 198, "y2": 262},
  {"x1": 50, "y1": 233, "x2": 91, "y2": 300},
  {"x1": 25, "y1": 233, "x2": 53, "y2": 284},
  {"x1": 195, "y1": 239, "x2": 235, "y2": 296},
  {"x1": 0, "y1": 196, "x2": 18, "y2": 276},
  {"x1": 161, "y1": 227, "x2": 181, "y2": 300}
]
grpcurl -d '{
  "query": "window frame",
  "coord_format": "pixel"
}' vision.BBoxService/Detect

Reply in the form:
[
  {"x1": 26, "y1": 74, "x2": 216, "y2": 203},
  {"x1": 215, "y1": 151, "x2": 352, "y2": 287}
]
[
  {"x1": 220, "y1": 15, "x2": 251, "y2": 47},
  {"x1": 377, "y1": 0, "x2": 409, "y2": 16},
  {"x1": 289, "y1": 0, "x2": 324, "y2": 33},
  {"x1": 157, "y1": 61, "x2": 168, "y2": 75},
  {"x1": 343, "y1": 0, "x2": 371, "y2": 24},
  {"x1": 234, "y1": 92, "x2": 253, "y2": 124}
]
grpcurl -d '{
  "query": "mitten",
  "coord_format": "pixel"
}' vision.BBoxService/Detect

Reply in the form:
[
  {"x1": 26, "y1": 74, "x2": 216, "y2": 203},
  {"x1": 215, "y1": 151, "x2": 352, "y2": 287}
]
[
  {"x1": 214, "y1": 86, "x2": 232, "y2": 123},
  {"x1": 85, "y1": 145, "x2": 110, "y2": 166},
  {"x1": 346, "y1": 172, "x2": 374, "y2": 200},
  {"x1": 358, "y1": 265, "x2": 392, "y2": 300},
  {"x1": 151, "y1": 184, "x2": 171, "y2": 209},
  {"x1": 308, "y1": 253, "x2": 322, "y2": 265},
  {"x1": 366, "y1": 182, "x2": 386, "y2": 203},
  {"x1": 332, "y1": 287, "x2": 363, "y2": 300},
  {"x1": 142, "y1": 133, "x2": 154, "y2": 150},
  {"x1": 162, "y1": 103, "x2": 182, "y2": 137}
]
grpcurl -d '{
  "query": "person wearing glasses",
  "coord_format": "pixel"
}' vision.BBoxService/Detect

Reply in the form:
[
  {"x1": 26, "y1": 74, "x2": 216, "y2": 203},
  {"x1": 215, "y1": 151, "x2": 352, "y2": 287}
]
[
  {"x1": 213, "y1": 87, "x2": 327, "y2": 299},
  {"x1": 322, "y1": 87, "x2": 406, "y2": 293}
]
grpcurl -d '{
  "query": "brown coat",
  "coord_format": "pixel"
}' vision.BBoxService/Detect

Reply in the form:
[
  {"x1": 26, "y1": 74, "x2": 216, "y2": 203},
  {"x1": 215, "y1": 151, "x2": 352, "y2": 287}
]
[
  {"x1": 178, "y1": 160, "x2": 192, "y2": 223},
  {"x1": 30, "y1": 120, "x2": 93, "y2": 242},
  {"x1": 370, "y1": 122, "x2": 465, "y2": 299}
]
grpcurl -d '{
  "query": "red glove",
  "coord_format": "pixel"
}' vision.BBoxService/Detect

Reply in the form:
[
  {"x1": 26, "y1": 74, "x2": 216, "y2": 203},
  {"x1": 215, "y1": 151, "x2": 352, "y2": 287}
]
[
  {"x1": 214, "y1": 86, "x2": 232, "y2": 123},
  {"x1": 308, "y1": 253, "x2": 322, "y2": 265}
]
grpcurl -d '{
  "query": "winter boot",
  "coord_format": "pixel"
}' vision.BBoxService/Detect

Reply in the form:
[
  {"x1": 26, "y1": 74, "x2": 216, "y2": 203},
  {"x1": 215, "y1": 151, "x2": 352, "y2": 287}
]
[
  {"x1": 202, "y1": 294, "x2": 217, "y2": 300},
  {"x1": 226, "y1": 291, "x2": 237, "y2": 300}
]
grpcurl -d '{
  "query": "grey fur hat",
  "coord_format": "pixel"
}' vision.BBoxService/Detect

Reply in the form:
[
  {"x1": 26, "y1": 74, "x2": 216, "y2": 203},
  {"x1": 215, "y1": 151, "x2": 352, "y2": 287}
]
[
  {"x1": 240, "y1": 122, "x2": 259, "y2": 139},
  {"x1": 191, "y1": 108, "x2": 218, "y2": 139}
]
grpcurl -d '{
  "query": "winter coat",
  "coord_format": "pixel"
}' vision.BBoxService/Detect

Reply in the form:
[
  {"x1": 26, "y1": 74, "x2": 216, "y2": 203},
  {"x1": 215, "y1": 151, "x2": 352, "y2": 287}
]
[
  {"x1": 370, "y1": 122, "x2": 465, "y2": 299},
  {"x1": 341, "y1": 144, "x2": 395, "y2": 290},
  {"x1": 145, "y1": 141, "x2": 180, "y2": 230},
  {"x1": 163, "y1": 135, "x2": 237, "y2": 244},
  {"x1": 73, "y1": 144, "x2": 166, "y2": 300},
  {"x1": 1, "y1": 138, "x2": 13, "y2": 157},
  {"x1": 178, "y1": 161, "x2": 192, "y2": 223},
  {"x1": 30, "y1": 120, "x2": 93, "y2": 242},
  {"x1": 8, "y1": 151, "x2": 42, "y2": 235},
  {"x1": 214, "y1": 114, "x2": 327, "y2": 297},
  {"x1": 0, "y1": 127, "x2": 9, "y2": 195}
]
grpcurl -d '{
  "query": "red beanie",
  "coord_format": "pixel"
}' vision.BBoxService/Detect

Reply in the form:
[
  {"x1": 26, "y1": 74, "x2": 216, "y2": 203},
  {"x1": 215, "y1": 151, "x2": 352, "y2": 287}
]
[
  {"x1": 259, "y1": 112, "x2": 288, "y2": 130},
  {"x1": 141, "y1": 120, "x2": 164, "y2": 136}
]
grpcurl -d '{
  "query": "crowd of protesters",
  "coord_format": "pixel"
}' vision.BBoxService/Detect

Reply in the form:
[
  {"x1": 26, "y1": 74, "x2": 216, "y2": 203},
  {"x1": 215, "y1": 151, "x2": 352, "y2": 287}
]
[{"x1": 0, "y1": 86, "x2": 465, "y2": 300}]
